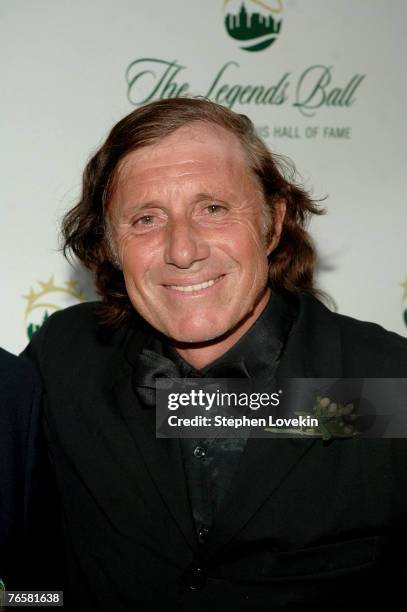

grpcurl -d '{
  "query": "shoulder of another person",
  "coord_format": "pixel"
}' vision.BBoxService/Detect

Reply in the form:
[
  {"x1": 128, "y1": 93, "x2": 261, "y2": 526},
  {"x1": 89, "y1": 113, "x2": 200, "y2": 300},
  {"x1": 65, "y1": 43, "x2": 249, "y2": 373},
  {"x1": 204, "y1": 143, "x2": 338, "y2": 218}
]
[
  {"x1": 0, "y1": 347, "x2": 41, "y2": 405},
  {"x1": 1, "y1": 346, "x2": 37, "y2": 378}
]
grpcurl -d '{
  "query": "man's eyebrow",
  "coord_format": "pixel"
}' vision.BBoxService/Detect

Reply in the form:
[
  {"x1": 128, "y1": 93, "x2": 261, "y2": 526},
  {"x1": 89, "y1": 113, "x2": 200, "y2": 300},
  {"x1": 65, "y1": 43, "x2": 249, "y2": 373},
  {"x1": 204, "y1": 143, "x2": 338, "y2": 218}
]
[
  {"x1": 120, "y1": 192, "x2": 228, "y2": 216},
  {"x1": 191, "y1": 192, "x2": 222, "y2": 202},
  {"x1": 119, "y1": 202, "x2": 157, "y2": 217}
]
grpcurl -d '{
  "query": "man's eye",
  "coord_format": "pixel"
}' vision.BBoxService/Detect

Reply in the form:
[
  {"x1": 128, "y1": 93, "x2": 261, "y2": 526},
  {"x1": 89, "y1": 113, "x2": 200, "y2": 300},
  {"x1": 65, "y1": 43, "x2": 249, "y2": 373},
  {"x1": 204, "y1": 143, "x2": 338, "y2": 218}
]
[
  {"x1": 134, "y1": 215, "x2": 154, "y2": 225},
  {"x1": 206, "y1": 204, "x2": 226, "y2": 214}
]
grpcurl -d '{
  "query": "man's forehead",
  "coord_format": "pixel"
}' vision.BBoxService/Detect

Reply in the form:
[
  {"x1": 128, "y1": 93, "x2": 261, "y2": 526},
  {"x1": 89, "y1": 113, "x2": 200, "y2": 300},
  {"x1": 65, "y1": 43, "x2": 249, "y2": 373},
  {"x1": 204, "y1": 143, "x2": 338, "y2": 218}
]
[{"x1": 116, "y1": 122, "x2": 249, "y2": 185}]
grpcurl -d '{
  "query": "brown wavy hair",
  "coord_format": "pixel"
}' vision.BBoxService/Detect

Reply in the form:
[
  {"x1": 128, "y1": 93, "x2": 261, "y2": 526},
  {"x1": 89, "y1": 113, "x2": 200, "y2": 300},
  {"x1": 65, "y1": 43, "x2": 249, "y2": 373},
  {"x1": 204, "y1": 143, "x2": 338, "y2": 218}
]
[{"x1": 62, "y1": 97, "x2": 324, "y2": 325}]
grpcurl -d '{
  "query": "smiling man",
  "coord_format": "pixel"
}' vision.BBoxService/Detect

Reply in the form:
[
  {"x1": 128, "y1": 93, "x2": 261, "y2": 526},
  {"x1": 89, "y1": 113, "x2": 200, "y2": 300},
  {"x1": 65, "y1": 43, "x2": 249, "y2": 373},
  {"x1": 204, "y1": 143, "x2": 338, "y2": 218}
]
[
  {"x1": 108, "y1": 120, "x2": 284, "y2": 367},
  {"x1": 23, "y1": 98, "x2": 407, "y2": 611}
]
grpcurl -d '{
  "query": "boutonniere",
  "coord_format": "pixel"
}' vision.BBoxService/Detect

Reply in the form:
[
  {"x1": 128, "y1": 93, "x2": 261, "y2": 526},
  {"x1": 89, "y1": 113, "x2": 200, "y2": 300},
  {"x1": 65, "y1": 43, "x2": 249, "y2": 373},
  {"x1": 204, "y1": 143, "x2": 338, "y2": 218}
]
[{"x1": 265, "y1": 396, "x2": 359, "y2": 441}]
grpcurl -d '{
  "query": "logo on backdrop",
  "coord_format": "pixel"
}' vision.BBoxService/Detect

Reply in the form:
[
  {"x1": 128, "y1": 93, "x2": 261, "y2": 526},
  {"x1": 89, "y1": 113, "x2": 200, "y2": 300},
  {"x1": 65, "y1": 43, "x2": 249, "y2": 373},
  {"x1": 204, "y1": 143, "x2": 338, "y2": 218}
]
[
  {"x1": 125, "y1": 3, "x2": 366, "y2": 138},
  {"x1": 223, "y1": 0, "x2": 283, "y2": 52},
  {"x1": 23, "y1": 277, "x2": 85, "y2": 339},
  {"x1": 126, "y1": 58, "x2": 365, "y2": 119},
  {"x1": 401, "y1": 277, "x2": 407, "y2": 330}
]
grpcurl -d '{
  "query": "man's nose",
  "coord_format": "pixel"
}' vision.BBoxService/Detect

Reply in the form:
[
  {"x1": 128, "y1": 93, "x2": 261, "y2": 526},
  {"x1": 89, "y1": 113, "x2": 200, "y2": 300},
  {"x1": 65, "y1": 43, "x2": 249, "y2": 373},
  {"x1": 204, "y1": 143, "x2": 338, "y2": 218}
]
[{"x1": 164, "y1": 218, "x2": 209, "y2": 268}]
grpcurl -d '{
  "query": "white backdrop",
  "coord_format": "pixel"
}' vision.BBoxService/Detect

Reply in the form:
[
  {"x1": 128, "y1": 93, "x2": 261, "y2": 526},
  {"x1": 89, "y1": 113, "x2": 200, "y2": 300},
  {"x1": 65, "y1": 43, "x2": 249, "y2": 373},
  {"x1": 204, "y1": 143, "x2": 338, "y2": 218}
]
[{"x1": 2, "y1": 0, "x2": 406, "y2": 353}]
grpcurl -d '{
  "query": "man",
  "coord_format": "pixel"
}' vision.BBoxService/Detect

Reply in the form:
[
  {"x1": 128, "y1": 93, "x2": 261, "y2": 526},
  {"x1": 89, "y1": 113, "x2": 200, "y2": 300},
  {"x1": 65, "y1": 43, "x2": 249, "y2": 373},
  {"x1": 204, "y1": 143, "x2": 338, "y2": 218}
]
[
  {"x1": 0, "y1": 348, "x2": 62, "y2": 591},
  {"x1": 23, "y1": 98, "x2": 407, "y2": 610}
]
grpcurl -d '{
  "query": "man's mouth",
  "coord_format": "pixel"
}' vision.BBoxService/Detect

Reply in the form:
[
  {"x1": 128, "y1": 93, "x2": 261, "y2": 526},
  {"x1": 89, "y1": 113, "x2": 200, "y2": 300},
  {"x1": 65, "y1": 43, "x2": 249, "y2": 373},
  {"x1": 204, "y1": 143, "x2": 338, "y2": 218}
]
[{"x1": 165, "y1": 275, "x2": 225, "y2": 293}]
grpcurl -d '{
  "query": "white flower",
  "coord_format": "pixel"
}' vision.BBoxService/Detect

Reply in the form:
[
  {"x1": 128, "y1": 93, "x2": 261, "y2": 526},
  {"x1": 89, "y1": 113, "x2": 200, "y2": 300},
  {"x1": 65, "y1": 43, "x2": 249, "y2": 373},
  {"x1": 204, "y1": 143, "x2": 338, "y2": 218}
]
[{"x1": 342, "y1": 403, "x2": 354, "y2": 415}]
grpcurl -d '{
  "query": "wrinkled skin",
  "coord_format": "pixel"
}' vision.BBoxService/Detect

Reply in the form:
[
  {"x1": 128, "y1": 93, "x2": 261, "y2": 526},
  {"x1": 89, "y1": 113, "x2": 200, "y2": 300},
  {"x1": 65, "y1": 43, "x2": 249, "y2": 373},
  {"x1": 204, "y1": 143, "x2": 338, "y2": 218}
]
[{"x1": 109, "y1": 122, "x2": 285, "y2": 368}]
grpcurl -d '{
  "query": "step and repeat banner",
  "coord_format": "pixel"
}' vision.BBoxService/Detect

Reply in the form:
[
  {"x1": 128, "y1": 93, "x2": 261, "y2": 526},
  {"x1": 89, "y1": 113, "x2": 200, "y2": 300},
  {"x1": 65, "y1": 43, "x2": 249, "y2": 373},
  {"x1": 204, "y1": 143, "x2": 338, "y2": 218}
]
[{"x1": 2, "y1": 0, "x2": 406, "y2": 353}]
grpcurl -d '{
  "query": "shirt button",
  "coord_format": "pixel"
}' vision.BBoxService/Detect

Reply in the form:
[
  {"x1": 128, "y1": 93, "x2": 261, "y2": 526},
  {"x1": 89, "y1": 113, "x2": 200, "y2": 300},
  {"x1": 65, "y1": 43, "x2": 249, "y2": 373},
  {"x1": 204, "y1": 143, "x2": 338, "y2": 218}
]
[
  {"x1": 193, "y1": 445, "x2": 206, "y2": 458},
  {"x1": 182, "y1": 563, "x2": 206, "y2": 590},
  {"x1": 198, "y1": 526, "x2": 209, "y2": 543}
]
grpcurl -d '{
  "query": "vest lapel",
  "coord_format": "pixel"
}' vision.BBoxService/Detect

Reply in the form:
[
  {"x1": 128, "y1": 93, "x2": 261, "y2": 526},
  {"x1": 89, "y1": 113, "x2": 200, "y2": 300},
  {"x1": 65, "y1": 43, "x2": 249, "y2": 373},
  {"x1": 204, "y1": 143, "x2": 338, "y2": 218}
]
[
  {"x1": 110, "y1": 323, "x2": 197, "y2": 552},
  {"x1": 204, "y1": 293, "x2": 344, "y2": 557}
]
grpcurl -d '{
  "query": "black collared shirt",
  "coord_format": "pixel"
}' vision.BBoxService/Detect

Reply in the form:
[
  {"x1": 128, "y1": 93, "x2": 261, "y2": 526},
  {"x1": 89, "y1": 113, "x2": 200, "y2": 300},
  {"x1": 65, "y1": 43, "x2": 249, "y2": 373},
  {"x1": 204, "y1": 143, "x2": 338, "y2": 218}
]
[{"x1": 157, "y1": 290, "x2": 297, "y2": 541}]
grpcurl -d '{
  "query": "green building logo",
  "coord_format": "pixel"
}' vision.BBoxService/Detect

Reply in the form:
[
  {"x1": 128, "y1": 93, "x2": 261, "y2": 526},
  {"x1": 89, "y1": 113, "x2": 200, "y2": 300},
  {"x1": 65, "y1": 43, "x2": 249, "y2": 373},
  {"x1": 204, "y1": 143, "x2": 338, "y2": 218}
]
[{"x1": 224, "y1": 0, "x2": 283, "y2": 52}]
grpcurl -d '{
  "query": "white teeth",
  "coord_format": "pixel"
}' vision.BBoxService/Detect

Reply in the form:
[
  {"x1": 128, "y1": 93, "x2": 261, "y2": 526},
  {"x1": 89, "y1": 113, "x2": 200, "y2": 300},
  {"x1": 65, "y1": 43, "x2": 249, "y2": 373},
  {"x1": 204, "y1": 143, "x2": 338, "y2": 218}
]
[{"x1": 168, "y1": 276, "x2": 223, "y2": 292}]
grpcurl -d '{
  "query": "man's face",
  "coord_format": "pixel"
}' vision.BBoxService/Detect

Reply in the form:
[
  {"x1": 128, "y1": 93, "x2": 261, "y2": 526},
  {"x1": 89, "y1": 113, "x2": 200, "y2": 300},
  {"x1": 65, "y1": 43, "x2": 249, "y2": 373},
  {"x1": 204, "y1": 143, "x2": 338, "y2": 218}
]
[{"x1": 109, "y1": 122, "x2": 285, "y2": 352}]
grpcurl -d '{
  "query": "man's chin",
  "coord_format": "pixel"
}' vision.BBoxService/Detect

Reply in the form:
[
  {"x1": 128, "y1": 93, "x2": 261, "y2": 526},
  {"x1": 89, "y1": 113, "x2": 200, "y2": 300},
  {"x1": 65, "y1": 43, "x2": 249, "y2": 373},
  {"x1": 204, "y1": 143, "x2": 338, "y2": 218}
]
[{"x1": 165, "y1": 321, "x2": 234, "y2": 346}]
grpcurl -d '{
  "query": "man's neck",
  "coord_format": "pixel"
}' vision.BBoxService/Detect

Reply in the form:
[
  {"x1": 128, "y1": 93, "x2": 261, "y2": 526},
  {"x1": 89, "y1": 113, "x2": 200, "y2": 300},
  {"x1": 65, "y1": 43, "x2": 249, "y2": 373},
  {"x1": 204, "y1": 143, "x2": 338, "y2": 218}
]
[{"x1": 170, "y1": 287, "x2": 271, "y2": 370}]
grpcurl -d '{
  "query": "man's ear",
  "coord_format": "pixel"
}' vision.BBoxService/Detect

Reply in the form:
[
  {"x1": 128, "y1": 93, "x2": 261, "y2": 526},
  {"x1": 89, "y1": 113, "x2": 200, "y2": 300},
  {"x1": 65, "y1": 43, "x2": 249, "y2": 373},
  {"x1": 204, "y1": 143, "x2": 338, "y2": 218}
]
[{"x1": 266, "y1": 199, "x2": 286, "y2": 256}]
